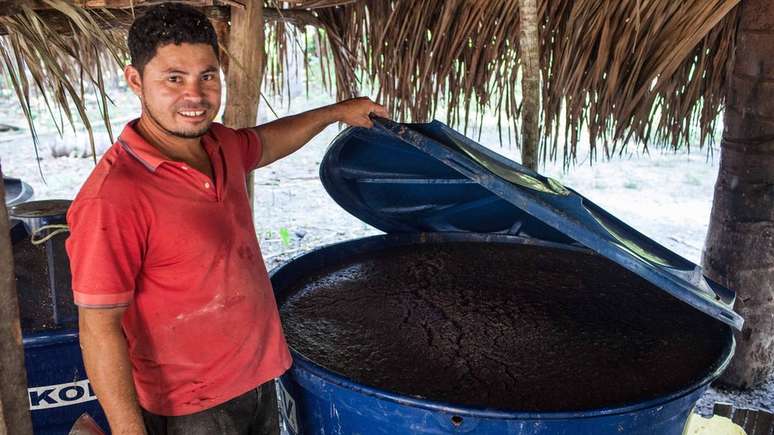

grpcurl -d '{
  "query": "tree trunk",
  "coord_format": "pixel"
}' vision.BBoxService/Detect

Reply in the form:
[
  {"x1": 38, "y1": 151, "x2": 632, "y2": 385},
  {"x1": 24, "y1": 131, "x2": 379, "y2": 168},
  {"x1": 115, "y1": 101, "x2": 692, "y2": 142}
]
[
  {"x1": 223, "y1": 0, "x2": 264, "y2": 210},
  {"x1": 703, "y1": 0, "x2": 774, "y2": 389},
  {"x1": 0, "y1": 166, "x2": 34, "y2": 435},
  {"x1": 518, "y1": 0, "x2": 540, "y2": 170}
]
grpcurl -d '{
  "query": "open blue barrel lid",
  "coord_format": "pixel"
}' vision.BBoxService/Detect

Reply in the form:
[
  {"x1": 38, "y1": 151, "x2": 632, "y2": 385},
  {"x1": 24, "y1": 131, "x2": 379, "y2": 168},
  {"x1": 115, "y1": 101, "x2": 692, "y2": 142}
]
[{"x1": 319, "y1": 117, "x2": 743, "y2": 330}]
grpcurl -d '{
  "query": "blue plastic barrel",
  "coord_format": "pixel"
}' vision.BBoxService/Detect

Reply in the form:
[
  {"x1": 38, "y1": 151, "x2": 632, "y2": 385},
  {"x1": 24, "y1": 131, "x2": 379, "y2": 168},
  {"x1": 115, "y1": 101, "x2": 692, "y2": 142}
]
[
  {"x1": 24, "y1": 332, "x2": 108, "y2": 434},
  {"x1": 270, "y1": 233, "x2": 735, "y2": 435},
  {"x1": 9, "y1": 200, "x2": 108, "y2": 434}
]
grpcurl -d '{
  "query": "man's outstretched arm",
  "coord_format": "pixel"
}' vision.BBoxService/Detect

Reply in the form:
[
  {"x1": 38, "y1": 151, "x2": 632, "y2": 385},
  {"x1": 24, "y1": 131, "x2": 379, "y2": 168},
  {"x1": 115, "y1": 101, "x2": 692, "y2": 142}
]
[
  {"x1": 79, "y1": 306, "x2": 146, "y2": 435},
  {"x1": 252, "y1": 97, "x2": 388, "y2": 168}
]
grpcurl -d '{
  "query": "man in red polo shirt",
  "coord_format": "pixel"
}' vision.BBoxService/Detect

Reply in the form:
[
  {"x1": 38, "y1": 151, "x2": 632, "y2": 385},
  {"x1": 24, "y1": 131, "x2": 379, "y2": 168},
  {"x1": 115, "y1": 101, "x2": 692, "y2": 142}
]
[{"x1": 65, "y1": 3, "x2": 388, "y2": 435}]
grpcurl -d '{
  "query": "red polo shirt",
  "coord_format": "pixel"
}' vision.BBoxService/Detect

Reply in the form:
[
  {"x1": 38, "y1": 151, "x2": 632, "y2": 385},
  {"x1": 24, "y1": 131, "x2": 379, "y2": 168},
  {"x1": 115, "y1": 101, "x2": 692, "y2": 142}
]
[{"x1": 66, "y1": 121, "x2": 292, "y2": 416}]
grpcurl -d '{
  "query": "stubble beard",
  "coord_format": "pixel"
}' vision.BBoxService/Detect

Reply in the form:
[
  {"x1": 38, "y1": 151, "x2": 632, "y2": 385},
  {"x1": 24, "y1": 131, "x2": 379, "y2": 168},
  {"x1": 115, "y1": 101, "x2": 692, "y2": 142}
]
[{"x1": 142, "y1": 100, "x2": 212, "y2": 139}]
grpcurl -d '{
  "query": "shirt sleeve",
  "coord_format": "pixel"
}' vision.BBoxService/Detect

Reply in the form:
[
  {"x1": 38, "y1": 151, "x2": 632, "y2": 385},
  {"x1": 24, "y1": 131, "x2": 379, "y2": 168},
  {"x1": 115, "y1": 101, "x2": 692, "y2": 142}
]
[
  {"x1": 238, "y1": 127, "x2": 264, "y2": 172},
  {"x1": 65, "y1": 198, "x2": 146, "y2": 308}
]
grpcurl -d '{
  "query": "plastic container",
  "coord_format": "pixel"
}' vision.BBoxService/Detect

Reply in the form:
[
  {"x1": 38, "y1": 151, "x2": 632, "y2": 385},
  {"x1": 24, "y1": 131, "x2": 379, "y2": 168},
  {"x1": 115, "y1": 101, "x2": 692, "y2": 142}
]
[
  {"x1": 9, "y1": 200, "x2": 108, "y2": 434},
  {"x1": 271, "y1": 119, "x2": 741, "y2": 435}
]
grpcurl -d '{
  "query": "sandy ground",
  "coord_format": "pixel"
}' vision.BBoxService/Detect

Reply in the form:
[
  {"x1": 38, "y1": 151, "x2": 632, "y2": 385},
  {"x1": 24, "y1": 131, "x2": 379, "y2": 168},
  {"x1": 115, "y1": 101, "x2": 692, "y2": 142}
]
[{"x1": 1, "y1": 87, "x2": 771, "y2": 416}]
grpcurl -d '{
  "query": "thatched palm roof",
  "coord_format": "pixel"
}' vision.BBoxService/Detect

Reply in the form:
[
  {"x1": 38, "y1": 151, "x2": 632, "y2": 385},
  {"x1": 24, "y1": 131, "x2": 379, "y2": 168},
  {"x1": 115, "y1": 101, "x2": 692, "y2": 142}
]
[{"x1": 0, "y1": 0, "x2": 741, "y2": 164}]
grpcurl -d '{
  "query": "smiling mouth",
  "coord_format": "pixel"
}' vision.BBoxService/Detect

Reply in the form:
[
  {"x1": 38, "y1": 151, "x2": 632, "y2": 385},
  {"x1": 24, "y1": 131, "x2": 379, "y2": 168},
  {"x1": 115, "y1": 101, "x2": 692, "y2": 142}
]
[{"x1": 179, "y1": 110, "x2": 207, "y2": 118}]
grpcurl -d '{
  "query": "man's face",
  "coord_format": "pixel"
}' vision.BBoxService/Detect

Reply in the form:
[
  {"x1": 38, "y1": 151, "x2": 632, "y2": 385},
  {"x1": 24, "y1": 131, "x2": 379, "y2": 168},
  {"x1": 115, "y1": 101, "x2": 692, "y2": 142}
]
[{"x1": 128, "y1": 43, "x2": 221, "y2": 139}]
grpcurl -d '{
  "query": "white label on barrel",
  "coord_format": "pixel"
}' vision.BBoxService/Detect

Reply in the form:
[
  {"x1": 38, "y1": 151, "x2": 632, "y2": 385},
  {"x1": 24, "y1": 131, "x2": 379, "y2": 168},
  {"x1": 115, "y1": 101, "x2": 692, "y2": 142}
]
[
  {"x1": 28, "y1": 379, "x2": 97, "y2": 410},
  {"x1": 277, "y1": 381, "x2": 299, "y2": 434}
]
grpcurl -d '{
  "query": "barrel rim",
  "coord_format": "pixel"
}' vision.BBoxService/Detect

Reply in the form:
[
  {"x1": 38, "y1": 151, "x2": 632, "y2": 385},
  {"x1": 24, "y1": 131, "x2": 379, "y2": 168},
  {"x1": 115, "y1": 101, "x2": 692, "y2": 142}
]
[
  {"x1": 272, "y1": 232, "x2": 736, "y2": 420},
  {"x1": 9, "y1": 199, "x2": 72, "y2": 218}
]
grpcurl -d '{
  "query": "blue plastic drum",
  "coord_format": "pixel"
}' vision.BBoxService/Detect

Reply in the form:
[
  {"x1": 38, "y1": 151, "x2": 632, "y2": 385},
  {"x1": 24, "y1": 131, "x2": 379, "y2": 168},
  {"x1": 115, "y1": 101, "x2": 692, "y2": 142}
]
[
  {"x1": 9, "y1": 200, "x2": 108, "y2": 434},
  {"x1": 270, "y1": 120, "x2": 739, "y2": 435},
  {"x1": 271, "y1": 233, "x2": 735, "y2": 435}
]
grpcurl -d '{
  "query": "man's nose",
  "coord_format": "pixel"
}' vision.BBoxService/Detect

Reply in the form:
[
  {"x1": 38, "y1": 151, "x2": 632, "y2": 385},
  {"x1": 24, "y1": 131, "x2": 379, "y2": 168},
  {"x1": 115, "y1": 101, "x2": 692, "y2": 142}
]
[{"x1": 183, "y1": 80, "x2": 205, "y2": 101}]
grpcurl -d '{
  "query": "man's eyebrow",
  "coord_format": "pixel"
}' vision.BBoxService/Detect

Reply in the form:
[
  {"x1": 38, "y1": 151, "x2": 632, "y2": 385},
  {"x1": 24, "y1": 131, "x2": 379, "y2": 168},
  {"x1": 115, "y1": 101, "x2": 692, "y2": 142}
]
[{"x1": 161, "y1": 66, "x2": 218, "y2": 75}]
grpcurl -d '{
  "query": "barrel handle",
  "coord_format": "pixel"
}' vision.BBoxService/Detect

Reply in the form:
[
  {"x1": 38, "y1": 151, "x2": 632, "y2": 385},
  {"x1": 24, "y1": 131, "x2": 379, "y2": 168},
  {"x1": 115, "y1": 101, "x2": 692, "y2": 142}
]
[{"x1": 30, "y1": 224, "x2": 70, "y2": 245}]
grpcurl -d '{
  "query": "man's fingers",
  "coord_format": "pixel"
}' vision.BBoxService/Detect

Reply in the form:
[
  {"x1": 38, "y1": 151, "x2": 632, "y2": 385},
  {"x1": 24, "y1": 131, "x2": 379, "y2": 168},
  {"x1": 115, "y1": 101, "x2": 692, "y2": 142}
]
[
  {"x1": 343, "y1": 115, "x2": 373, "y2": 128},
  {"x1": 369, "y1": 103, "x2": 389, "y2": 119},
  {"x1": 359, "y1": 114, "x2": 374, "y2": 128},
  {"x1": 339, "y1": 97, "x2": 389, "y2": 124},
  {"x1": 372, "y1": 107, "x2": 389, "y2": 119}
]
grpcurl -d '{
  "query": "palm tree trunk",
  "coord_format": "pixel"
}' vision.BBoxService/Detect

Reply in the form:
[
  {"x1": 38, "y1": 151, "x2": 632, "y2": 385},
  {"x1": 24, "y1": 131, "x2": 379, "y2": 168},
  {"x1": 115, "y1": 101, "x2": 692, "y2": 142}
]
[
  {"x1": 518, "y1": 0, "x2": 540, "y2": 170},
  {"x1": 702, "y1": 0, "x2": 774, "y2": 388}
]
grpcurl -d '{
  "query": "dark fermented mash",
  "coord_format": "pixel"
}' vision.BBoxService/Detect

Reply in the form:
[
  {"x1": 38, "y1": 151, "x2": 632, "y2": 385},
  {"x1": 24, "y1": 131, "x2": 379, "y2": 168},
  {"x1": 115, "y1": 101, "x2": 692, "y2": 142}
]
[{"x1": 281, "y1": 242, "x2": 727, "y2": 411}]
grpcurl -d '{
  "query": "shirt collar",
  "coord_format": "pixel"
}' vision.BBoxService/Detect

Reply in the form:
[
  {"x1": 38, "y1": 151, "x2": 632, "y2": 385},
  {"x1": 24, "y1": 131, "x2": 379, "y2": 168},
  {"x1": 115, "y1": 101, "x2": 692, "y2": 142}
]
[{"x1": 117, "y1": 119, "x2": 220, "y2": 173}]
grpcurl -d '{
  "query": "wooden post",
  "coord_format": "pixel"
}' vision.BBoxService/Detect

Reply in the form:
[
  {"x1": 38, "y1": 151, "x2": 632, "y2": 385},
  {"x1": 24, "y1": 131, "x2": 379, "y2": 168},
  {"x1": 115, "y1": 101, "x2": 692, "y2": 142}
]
[
  {"x1": 0, "y1": 166, "x2": 34, "y2": 435},
  {"x1": 703, "y1": 0, "x2": 774, "y2": 388},
  {"x1": 518, "y1": 0, "x2": 540, "y2": 170},
  {"x1": 206, "y1": 6, "x2": 230, "y2": 77},
  {"x1": 223, "y1": 0, "x2": 263, "y2": 210}
]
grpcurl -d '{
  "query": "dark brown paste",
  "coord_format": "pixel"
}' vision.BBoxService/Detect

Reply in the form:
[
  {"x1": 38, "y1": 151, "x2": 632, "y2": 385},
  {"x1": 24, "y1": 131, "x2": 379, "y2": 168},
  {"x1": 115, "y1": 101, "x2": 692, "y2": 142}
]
[{"x1": 280, "y1": 241, "x2": 727, "y2": 411}]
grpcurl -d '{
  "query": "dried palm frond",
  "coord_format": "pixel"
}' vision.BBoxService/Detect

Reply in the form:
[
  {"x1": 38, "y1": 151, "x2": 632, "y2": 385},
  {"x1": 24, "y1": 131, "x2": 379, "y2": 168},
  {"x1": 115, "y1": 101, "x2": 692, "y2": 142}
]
[
  {"x1": 0, "y1": 0, "x2": 743, "y2": 166},
  {"x1": 297, "y1": 0, "x2": 741, "y2": 164},
  {"x1": 0, "y1": 0, "x2": 126, "y2": 165},
  {"x1": 540, "y1": 0, "x2": 741, "y2": 164},
  {"x1": 281, "y1": 1, "x2": 361, "y2": 8},
  {"x1": 262, "y1": 0, "x2": 366, "y2": 112}
]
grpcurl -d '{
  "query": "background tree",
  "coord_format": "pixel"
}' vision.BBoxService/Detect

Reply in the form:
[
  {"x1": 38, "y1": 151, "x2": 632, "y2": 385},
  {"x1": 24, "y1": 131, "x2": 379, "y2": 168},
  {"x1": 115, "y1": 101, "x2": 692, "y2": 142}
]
[{"x1": 703, "y1": 0, "x2": 774, "y2": 388}]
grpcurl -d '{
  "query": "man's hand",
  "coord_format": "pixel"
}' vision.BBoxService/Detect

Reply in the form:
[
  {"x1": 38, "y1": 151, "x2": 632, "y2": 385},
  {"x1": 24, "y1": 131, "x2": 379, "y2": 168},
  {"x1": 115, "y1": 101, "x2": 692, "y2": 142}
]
[{"x1": 333, "y1": 97, "x2": 389, "y2": 129}]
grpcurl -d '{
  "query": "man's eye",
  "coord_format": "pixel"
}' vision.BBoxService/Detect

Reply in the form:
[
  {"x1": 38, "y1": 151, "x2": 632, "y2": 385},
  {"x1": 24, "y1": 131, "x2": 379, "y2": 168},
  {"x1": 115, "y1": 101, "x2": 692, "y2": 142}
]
[
  {"x1": 202, "y1": 74, "x2": 214, "y2": 81},
  {"x1": 168, "y1": 76, "x2": 181, "y2": 83}
]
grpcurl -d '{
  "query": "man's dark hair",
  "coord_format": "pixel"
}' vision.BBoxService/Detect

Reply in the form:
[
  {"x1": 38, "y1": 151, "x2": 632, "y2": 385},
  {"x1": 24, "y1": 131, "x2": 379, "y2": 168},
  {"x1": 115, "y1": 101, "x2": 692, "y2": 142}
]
[{"x1": 128, "y1": 2, "x2": 219, "y2": 73}]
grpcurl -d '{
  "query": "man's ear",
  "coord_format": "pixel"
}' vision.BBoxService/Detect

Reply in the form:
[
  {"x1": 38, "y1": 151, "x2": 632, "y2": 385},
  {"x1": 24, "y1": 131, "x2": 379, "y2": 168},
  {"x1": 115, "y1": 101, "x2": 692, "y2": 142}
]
[{"x1": 124, "y1": 65, "x2": 143, "y2": 98}]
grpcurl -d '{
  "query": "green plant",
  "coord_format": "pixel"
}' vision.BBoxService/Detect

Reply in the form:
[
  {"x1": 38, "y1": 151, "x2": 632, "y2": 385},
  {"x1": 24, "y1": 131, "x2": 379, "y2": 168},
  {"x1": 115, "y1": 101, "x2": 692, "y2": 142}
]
[{"x1": 279, "y1": 227, "x2": 291, "y2": 247}]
